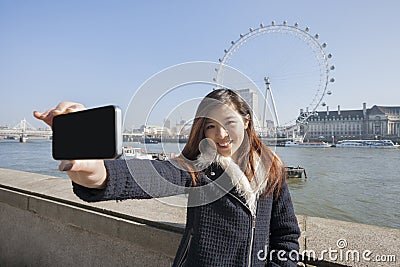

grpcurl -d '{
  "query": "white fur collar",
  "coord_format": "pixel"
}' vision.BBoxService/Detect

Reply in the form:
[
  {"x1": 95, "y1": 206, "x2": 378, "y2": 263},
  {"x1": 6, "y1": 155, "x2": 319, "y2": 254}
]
[{"x1": 195, "y1": 150, "x2": 268, "y2": 215}]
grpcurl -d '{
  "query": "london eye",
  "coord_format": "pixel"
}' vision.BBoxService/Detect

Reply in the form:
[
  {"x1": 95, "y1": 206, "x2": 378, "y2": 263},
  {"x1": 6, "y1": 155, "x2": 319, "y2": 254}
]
[{"x1": 215, "y1": 21, "x2": 335, "y2": 132}]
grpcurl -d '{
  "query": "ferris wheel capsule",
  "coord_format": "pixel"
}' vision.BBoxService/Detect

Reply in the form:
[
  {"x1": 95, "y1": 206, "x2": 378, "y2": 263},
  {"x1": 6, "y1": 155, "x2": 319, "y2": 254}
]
[
  {"x1": 330, "y1": 78, "x2": 335, "y2": 83},
  {"x1": 322, "y1": 102, "x2": 327, "y2": 106},
  {"x1": 330, "y1": 65, "x2": 335, "y2": 70},
  {"x1": 327, "y1": 91, "x2": 332, "y2": 95}
]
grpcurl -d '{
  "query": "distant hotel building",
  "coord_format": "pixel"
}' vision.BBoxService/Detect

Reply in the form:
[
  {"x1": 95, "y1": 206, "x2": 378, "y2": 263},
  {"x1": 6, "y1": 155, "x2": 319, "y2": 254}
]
[
  {"x1": 235, "y1": 89, "x2": 258, "y2": 120},
  {"x1": 301, "y1": 103, "x2": 400, "y2": 142}
]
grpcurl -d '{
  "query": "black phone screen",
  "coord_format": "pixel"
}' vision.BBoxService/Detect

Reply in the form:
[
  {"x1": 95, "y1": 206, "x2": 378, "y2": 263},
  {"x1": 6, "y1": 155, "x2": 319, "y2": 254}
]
[{"x1": 52, "y1": 105, "x2": 122, "y2": 160}]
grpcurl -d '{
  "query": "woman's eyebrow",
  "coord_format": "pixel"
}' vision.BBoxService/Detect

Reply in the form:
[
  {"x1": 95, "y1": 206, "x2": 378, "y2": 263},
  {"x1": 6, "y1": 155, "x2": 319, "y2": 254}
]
[
  {"x1": 205, "y1": 116, "x2": 237, "y2": 123},
  {"x1": 205, "y1": 116, "x2": 237, "y2": 124},
  {"x1": 224, "y1": 116, "x2": 237, "y2": 120}
]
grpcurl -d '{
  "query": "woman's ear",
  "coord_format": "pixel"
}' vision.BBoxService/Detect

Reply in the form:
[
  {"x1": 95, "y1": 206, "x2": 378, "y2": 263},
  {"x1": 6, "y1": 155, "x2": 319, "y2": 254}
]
[{"x1": 244, "y1": 114, "x2": 250, "y2": 129}]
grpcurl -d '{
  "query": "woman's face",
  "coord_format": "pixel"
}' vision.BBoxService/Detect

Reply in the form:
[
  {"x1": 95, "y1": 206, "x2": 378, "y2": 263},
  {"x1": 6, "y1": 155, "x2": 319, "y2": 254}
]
[{"x1": 203, "y1": 104, "x2": 249, "y2": 160}]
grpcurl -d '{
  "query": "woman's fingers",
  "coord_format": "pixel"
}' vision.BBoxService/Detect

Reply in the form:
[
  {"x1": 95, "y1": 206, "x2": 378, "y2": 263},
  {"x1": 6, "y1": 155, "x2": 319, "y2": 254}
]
[
  {"x1": 58, "y1": 160, "x2": 95, "y2": 173},
  {"x1": 59, "y1": 160, "x2": 89, "y2": 172},
  {"x1": 33, "y1": 109, "x2": 56, "y2": 127},
  {"x1": 33, "y1": 108, "x2": 55, "y2": 127},
  {"x1": 33, "y1": 102, "x2": 86, "y2": 127},
  {"x1": 54, "y1": 102, "x2": 85, "y2": 113},
  {"x1": 59, "y1": 160, "x2": 74, "y2": 171},
  {"x1": 33, "y1": 110, "x2": 44, "y2": 120},
  {"x1": 33, "y1": 108, "x2": 53, "y2": 119}
]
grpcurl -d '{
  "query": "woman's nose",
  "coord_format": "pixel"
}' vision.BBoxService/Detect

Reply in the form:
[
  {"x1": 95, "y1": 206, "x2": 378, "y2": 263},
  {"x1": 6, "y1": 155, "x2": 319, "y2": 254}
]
[{"x1": 216, "y1": 125, "x2": 229, "y2": 138}]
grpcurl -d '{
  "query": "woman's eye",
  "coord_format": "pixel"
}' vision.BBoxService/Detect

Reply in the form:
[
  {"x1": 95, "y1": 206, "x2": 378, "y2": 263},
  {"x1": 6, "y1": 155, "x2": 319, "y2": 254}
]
[
  {"x1": 226, "y1": 121, "x2": 236, "y2": 125},
  {"x1": 206, "y1": 125, "x2": 215, "y2": 129}
]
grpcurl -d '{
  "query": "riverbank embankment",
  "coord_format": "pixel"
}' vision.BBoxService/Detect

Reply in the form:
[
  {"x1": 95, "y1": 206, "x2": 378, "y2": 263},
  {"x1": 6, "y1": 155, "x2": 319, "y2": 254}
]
[{"x1": 0, "y1": 168, "x2": 398, "y2": 266}]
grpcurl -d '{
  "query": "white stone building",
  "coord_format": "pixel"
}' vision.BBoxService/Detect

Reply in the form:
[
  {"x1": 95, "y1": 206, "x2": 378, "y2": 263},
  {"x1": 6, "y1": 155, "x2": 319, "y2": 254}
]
[{"x1": 301, "y1": 103, "x2": 400, "y2": 142}]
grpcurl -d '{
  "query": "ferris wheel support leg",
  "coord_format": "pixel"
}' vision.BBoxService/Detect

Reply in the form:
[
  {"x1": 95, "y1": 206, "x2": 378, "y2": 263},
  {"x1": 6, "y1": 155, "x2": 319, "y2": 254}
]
[{"x1": 268, "y1": 86, "x2": 280, "y2": 128}]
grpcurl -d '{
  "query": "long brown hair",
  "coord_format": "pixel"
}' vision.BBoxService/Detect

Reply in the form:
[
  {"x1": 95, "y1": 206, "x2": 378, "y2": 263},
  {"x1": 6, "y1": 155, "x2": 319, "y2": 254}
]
[{"x1": 177, "y1": 89, "x2": 285, "y2": 197}]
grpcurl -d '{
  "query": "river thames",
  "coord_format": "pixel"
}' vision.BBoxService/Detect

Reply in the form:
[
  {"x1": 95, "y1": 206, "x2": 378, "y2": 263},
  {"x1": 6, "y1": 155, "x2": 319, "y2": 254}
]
[{"x1": 0, "y1": 139, "x2": 399, "y2": 230}]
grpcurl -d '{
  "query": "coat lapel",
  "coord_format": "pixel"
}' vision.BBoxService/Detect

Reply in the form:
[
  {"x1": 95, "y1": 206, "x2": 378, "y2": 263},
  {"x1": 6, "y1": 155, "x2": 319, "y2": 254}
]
[{"x1": 196, "y1": 150, "x2": 268, "y2": 215}]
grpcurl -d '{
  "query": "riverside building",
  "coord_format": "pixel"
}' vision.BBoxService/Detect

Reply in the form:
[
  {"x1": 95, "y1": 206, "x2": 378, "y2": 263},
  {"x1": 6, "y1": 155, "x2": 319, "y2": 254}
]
[
  {"x1": 235, "y1": 88, "x2": 258, "y2": 121},
  {"x1": 300, "y1": 103, "x2": 400, "y2": 143}
]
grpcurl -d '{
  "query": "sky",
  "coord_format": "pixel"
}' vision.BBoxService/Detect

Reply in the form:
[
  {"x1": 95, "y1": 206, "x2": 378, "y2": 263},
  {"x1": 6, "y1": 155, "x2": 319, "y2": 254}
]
[{"x1": 1, "y1": 0, "x2": 400, "y2": 129}]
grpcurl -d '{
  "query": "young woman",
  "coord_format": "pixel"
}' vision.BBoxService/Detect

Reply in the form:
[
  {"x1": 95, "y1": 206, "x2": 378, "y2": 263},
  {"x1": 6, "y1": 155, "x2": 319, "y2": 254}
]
[{"x1": 34, "y1": 89, "x2": 300, "y2": 266}]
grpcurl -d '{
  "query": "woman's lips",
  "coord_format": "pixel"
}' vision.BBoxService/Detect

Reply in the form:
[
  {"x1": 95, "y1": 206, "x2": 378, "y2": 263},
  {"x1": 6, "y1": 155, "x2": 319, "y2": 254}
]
[{"x1": 217, "y1": 140, "x2": 233, "y2": 149}]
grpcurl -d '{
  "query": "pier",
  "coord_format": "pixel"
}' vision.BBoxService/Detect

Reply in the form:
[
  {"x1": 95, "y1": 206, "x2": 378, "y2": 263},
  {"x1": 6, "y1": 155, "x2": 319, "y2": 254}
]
[{"x1": 0, "y1": 168, "x2": 398, "y2": 266}]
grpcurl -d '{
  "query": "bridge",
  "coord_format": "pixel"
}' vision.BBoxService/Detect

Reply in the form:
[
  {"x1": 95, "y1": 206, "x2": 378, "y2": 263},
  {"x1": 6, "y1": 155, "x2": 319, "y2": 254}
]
[
  {"x1": 0, "y1": 119, "x2": 52, "y2": 142},
  {"x1": 0, "y1": 119, "x2": 147, "y2": 143}
]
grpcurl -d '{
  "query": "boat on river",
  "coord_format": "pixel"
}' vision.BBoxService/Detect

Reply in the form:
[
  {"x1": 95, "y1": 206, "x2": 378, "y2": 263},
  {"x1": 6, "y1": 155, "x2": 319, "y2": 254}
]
[
  {"x1": 123, "y1": 146, "x2": 174, "y2": 160},
  {"x1": 123, "y1": 146, "x2": 153, "y2": 160},
  {"x1": 284, "y1": 141, "x2": 331, "y2": 148},
  {"x1": 142, "y1": 138, "x2": 159, "y2": 144},
  {"x1": 285, "y1": 166, "x2": 307, "y2": 178},
  {"x1": 335, "y1": 139, "x2": 400, "y2": 148}
]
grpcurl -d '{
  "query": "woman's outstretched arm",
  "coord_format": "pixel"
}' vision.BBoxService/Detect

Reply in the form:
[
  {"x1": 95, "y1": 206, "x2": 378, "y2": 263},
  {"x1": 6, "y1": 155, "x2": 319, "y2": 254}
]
[{"x1": 72, "y1": 158, "x2": 192, "y2": 202}]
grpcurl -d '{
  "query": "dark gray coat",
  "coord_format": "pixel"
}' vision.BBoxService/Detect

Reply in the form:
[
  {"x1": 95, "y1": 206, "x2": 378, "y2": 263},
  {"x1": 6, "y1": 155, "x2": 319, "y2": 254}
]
[{"x1": 73, "y1": 159, "x2": 300, "y2": 266}]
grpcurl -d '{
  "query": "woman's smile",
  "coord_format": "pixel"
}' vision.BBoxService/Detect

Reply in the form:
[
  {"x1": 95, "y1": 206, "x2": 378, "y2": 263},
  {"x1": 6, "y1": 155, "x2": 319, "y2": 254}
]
[{"x1": 216, "y1": 139, "x2": 233, "y2": 149}]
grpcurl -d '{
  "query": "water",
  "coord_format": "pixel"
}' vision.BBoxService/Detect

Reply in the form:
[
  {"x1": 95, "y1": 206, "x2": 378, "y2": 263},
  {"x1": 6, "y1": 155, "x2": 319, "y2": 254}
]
[
  {"x1": 1, "y1": 139, "x2": 399, "y2": 229},
  {"x1": 275, "y1": 147, "x2": 400, "y2": 230},
  {"x1": 0, "y1": 139, "x2": 68, "y2": 178}
]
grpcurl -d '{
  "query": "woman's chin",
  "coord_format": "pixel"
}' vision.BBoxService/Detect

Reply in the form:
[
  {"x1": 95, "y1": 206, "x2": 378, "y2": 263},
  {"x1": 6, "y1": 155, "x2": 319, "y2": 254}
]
[{"x1": 217, "y1": 149, "x2": 232, "y2": 158}]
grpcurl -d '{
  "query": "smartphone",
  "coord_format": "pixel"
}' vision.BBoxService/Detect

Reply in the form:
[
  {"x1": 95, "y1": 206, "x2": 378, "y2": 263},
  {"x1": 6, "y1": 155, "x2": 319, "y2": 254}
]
[{"x1": 52, "y1": 105, "x2": 122, "y2": 160}]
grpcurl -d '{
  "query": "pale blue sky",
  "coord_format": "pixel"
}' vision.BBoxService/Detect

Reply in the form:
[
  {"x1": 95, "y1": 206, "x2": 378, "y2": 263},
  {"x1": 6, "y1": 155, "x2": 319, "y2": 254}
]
[{"x1": 1, "y1": 0, "x2": 400, "y2": 128}]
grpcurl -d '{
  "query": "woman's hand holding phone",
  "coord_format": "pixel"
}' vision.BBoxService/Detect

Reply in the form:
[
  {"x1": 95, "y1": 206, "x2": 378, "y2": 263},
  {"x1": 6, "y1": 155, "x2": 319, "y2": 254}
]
[
  {"x1": 58, "y1": 159, "x2": 108, "y2": 189},
  {"x1": 33, "y1": 102, "x2": 108, "y2": 189}
]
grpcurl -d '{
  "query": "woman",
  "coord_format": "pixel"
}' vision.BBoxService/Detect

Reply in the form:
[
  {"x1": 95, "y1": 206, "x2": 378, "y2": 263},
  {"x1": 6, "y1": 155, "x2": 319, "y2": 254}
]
[{"x1": 34, "y1": 89, "x2": 300, "y2": 266}]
